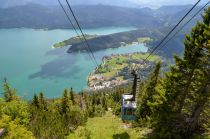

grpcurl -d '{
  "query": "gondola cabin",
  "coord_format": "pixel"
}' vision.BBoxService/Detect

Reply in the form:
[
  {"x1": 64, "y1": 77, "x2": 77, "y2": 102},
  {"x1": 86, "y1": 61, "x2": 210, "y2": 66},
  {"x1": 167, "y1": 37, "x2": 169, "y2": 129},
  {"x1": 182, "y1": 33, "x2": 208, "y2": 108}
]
[{"x1": 121, "y1": 94, "x2": 137, "y2": 121}]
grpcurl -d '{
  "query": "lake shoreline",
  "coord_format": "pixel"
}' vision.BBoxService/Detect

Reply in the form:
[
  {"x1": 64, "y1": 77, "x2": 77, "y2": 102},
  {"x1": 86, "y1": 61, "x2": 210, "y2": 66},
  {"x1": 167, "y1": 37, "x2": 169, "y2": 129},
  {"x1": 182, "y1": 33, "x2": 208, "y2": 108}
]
[
  {"x1": 0, "y1": 27, "x2": 147, "y2": 99},
  {"x1": 88, "y1": 52, "x2": 160, "y2": 90},
  {"x1": 0, "y1": 26, "x2": 138, "y2": 31}
]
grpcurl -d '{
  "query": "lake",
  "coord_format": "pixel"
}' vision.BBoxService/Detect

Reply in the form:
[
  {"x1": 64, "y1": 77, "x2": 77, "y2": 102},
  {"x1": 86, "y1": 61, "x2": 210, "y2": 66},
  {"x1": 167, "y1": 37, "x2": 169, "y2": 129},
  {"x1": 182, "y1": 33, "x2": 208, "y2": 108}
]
[{"x1": 0, "y1": 27, "x2": 148, "y2": 99}]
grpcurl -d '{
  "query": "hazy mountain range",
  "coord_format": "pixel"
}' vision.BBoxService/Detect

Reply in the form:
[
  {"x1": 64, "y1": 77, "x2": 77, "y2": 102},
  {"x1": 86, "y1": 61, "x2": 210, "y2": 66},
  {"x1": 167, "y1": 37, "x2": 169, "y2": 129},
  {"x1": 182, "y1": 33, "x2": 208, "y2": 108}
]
[
  {"x1": 0, "y1": 0, "x2": 141, "y2": 8},
  {"x1": 0, "y1": 2, "x2": 205, "y2": 58},
  {"x1": 0, "y1": 4, "x2": 203, "y2": 29},
  {"x1": 0, "y1": 0, "x2": 203, "y2": 9}
]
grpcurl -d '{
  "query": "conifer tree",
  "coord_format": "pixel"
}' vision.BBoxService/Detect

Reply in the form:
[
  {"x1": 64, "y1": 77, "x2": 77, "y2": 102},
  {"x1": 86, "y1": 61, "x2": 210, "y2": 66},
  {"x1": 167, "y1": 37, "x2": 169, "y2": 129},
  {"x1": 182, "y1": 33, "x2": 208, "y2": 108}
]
[
  {"x1": 78, "y1": 92, "x2": 84, "y2": 108},
  {"x1": 2, "y1": 78, "x2": 16, "y2": 102},
  {"x1": 32, "y1": 94, "x2": 41, "y2": 108},
  {"x1": 69, "y1": 88, "x2": 75, "y2": 105},
  {"x1": 92, "y1": 93, "x2": 96, "y2": 105},
  {"x1": 101, "y1": 93, "x2": 108, "y2": 110},
  {"x1": 137, "y1": 62, "x2": 161, "y2": 118},
  {"x1": 154, "y1": 8, "x2": 210, "y2": 138},
  {"x1": 39, "y1": 92, "x2": 47, "y2": 110},
  {"x1": 61, "y1": 89, "x2": 70, "y2": 114}
]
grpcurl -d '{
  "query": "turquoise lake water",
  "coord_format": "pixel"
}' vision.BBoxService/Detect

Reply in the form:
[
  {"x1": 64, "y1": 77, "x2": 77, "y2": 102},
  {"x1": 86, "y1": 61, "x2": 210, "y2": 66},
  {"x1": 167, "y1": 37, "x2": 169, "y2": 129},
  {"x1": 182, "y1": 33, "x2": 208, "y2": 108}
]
[{"x1": 0, "y1": 27, "x2": 148, "y2": 99}]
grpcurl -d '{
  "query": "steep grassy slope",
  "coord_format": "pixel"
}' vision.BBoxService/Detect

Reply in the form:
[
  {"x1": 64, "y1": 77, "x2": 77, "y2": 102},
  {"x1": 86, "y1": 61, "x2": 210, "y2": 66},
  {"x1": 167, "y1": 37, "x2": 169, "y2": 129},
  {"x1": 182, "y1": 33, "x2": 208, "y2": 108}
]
[
  {"x1": 67, "y1": 111, "x2": 210, "y2": 139},
  {"x1": 67, "y1": 111, "x2": 149, "y2": 139}
]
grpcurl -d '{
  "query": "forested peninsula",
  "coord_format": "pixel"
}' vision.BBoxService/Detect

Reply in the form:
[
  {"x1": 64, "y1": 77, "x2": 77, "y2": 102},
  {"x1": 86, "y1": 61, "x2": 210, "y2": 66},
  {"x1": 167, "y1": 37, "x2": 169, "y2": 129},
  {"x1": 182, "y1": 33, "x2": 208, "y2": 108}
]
[{"x1": 52, "y1": 28, "x2": 160, "y2": 52}]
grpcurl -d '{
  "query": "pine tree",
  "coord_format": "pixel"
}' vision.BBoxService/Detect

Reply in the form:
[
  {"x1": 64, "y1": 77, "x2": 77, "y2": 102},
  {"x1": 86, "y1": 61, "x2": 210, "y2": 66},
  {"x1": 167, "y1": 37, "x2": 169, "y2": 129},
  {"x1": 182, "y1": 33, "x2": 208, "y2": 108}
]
[
  {"x1": 69, "y1": 88, "x2": 75, "y2": 105},
  {"x1": 137, "y1": 61, "x2": 161, "y2": 118},
  {"x1": 154, "y1": 7, "x2": 210, "y2": 138},
  {"x1": 2, "y1": 78, "x2": 16, "y2": 102},
  {"x1": 183, "y1": 8, "x2": 210, "y2": 136},
  {"x1": 32, "y1": 94, "x2": 41, "y2": 108},
  {"x1": 101, "y1": 93, "x2": 108, "y2": 110},
  {"x1": 39, "y1": 92, "x2": 47, "y2": 110},
  {"x1": 78, "y1": 92, "x2": 84, "y2": 108},
  {"x1": 61, "y1": 89, "x2": 70, "y2": 114},
  {"x1": 92, "y1": 93, "x2": 96, "y2": 105}
]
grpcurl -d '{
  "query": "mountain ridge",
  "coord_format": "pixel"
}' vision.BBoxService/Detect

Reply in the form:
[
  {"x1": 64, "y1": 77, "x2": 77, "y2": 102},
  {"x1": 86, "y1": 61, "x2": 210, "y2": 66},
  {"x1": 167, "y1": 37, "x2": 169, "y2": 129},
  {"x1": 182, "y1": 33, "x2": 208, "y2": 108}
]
[{"x1": 0, "y1": 4, "x2": 201, "y2": 29}]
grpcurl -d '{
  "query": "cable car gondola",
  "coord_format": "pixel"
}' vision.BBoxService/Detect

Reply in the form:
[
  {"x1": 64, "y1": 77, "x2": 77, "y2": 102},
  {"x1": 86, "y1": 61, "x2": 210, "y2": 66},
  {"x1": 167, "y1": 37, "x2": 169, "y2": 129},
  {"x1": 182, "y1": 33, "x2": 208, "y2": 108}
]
[{"x1": 121, "y1": 70, "x2": 139, "y2": 121}]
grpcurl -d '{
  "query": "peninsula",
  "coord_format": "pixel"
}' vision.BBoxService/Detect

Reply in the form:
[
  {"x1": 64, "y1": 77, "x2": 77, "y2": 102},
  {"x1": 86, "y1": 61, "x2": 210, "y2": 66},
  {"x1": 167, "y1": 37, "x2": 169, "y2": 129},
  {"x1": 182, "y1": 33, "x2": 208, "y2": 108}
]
[
  {"x1": 52, "y1": 28, "x2": 163, "y2": 52},
  {"x1": 52, "y1": 34, "x2": 99, "y2": 48},
  {"x1": 88, "y1": 52, "x2": 161, "y2": 90}
]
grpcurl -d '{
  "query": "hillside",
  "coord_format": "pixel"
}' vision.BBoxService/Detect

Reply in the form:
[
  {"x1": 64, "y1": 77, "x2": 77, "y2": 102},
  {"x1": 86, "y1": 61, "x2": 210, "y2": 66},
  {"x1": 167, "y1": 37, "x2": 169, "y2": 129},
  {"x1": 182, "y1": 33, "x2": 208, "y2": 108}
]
[
  {"x1": 59, "y1": 27, "x2": 185, "y2": 58},
  {"x1": 88, "y1": 53, "x2": 161, "y2": 90},
  {"x1": 166, "y1": 7, "x2": 203, "y2": 26},
  {"x1": 156, "y1": 5, "x2": 193, "y2": 15},
  {"x1": 0, "y1": 4, "x2": 202, "y2": 29},
  {"x1": 0, "y1": 4, "x2": 160, "y2": 29},
  {"x1": 67, "y1": 111, "x2": 149, "y2": 139},
  {"x1": 0, "y1": 0, "x2": 198, "y2": 9},
  {"x1": 53, "y1": 34, "x2": 99, "y2": 48},
  {"x1": 67, "y1": 28, "x2": 163, "y2": 52},
  {"x1": 0, "y1": 0, "x2": 140, "y2": 8}
]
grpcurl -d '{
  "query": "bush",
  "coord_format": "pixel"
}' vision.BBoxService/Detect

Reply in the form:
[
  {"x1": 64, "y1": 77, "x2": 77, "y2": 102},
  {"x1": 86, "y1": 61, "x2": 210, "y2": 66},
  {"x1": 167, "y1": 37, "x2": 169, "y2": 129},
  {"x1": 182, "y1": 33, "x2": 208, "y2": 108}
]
[
  {"x1": 94, "y1": 105, "x2": 105, "y2": 117},
  {"x1": 67, "y1": 126, "x2": 91, "y2": 139}
]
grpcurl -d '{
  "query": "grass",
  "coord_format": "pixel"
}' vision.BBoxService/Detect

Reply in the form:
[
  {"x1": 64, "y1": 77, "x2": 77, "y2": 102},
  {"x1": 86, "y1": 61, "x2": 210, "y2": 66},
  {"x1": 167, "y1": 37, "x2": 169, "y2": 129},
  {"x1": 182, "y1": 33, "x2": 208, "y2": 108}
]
[
  {"x1": 68, "y1": 111, "x2": 148, "y2": 139},
  {"x1": 53, "y1": 34, "x2": 99, "y2": 48},
  {"x1": 116, "y1": 76, "x2": 124, "y2": 81},
  {"x1": 193, "y1": 134, "x2": 210, "y2": 139},
  {"x1": 89, "y1": 52, "x2": 161, "y2": 84},
  {"x1": 104, "y1": 71, "x2": 117, "y2": 78},
  {"x1": 53, "y1": 41, "x2": 66, "y2": 48},
  {"x1": 90, "y1": 52, "x2": 161, "y2": 83},
  {"x1": 67, "y1": 111, "x2": 210, "y2": 139},
  {"x1": 98, "y1": 53, "x2": 160, "y2": 78},
  {"x1": 130, "y1": 53, "x2": 160, "y2": 61},
  {"x1": 137, "y1": 37, "x2": 153, "y2": 43}
]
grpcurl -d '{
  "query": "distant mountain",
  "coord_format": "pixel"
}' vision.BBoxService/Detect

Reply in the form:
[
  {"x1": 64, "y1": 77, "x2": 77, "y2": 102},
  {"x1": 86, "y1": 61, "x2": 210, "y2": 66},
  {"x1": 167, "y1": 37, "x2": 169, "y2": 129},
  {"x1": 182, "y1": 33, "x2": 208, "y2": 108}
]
[
  {"x1": 156, "y1": 5, "x2": 192, "y2": 15},
  {"x1": 0, "y1": 4, "x2": 203, "y2": 29},
  {"x1": 0, "y1": 0, "x2": 199, "y2": 9},
  {"x1": 0, "y1": 4, "x2": 161, "y2": 29},
  {"x1": 0, "y1": 0, "x2": 30, "y2": 8},
  {"x1": 0, "y1": 0, "x2": 140, "y2": 8},
  {"x1": 167, "y1": 6, "x2": 203, "y2": 25}
]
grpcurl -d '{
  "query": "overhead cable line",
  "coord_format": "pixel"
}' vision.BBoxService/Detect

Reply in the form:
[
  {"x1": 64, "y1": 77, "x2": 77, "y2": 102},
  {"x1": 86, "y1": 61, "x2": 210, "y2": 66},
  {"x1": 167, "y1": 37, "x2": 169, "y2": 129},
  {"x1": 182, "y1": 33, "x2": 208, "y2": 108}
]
[
  {"x1": 58, "y1": 0, "x2": 78, "y2": 35},
  {"x1": 58, "y1": 0, "x2": 98, "y2": 67},
  {"x1": 65, "y1": 0, "x2": 99, "y2": 67},
  {"x1": 155, "y1": 0, "x2": 210, "y2": 54},
  {"x1": 135, "y1": 0, "x2": 201, "y2": 77},
  {"x1": 143, "y1": 0, "x2": 201, "y2": 61}
]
